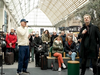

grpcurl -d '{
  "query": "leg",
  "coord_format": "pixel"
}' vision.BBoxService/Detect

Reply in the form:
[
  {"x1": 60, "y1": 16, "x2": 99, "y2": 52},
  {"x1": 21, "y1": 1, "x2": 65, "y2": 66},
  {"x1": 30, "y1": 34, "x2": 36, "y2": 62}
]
[
  {"x1": 23, "y1": 46, "x2": 30, "y2": 72},
  {"x1": 17, "y1": 46, "x2": 26, "y2": 73},
  {"x1": 35, "y1": 52, "x2": 40, "y2": 67},
  {"x1": 71, "y1": 52, "x2": 76, "y2": 61},
  {"x1": 91, "y1": 58, "x2": 97, "y2": 74},
  {"x1": 53, "y1": 53, "x2": 64, "y2": 67},
  {"x1": 31, "y1": 47, "x2": 34, "y2": 61},
  {"x1": 81, "y1": 58, "x2": 87, "y2": 75}
]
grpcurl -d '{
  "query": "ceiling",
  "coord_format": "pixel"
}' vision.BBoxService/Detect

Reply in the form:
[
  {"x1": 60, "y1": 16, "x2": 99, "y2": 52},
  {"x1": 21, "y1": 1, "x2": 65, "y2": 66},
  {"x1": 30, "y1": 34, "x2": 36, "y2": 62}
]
[{"x1": 3, "y1": 0, "x2": 89, "y2": 26}]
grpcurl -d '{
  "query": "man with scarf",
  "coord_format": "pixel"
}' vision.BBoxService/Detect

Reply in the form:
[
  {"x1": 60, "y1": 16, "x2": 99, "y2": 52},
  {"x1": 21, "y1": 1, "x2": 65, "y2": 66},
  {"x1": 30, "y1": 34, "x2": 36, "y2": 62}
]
[
  {"x1": 5, "y1": 28, "x2": 17, "y2": 61},
  {"x1": 78, "y1": 14, "x2": 100, "y2": 75}
]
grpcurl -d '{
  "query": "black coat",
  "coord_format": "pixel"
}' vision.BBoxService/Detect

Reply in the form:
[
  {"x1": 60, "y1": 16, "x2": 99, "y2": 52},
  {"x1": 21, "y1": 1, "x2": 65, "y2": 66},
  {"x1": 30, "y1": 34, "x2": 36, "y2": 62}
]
[
  {"x1": 64, "y1": 41, "x2": 76, "y2": 54},
  {"x1": 61, "y1": 34, "x2": 66, "y2": 46},
  {"x1": 29, "y1": 35, "x2": 35, "y2": 47},
  {"x1": 34, "y1": 36, "x2": 42, "y2": 47},
  {"x1": 78, "y1": 23, "x2": 100, "y2": 59},
  {"x1": 50, "y1": 34, "x2": 58, "y2": 46}
]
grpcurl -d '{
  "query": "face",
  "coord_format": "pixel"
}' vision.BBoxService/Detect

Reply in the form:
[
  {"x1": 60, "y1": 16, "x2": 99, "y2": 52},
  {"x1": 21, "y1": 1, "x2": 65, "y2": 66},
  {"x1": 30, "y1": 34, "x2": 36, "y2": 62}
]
[
  {"x1": 61, "y1": 31, "x2": 64, "y2": 35},
  {"x1": 45, "y1": 31, "x2": 48, "y2": 34},
  {"x1": 53, "y1": 32, "x2": 56, "y2": 35},
  {"x1": 57, "y1": 37, "x2": 60, "y2": 41},
  {"x1": 84, "y1": 16, "x2": 91, "y2": 24},
  {"x1": 35, "y1": 34, "x2": 39, "y2": 37},
  {"x1": 11, "y1": 29, "x2": 14, "y2": 33},
  {"x1": 68, "y1": 36, "x2": 72, "y2": 42},
  {"x1": 21, "y1": 22, "x2": 27, "y2": 27}
]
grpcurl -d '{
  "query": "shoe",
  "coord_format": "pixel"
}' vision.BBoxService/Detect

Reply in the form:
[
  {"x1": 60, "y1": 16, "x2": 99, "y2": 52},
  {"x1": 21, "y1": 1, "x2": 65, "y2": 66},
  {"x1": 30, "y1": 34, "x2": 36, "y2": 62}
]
[
  {"x1": 93, "y1": 74, "x2": 96, "y2": 75},
  {"x1": 89, "y1": 67, "x2": 93, "y2": 71},
  {"x1": 23, "y1": 71, "x2": 30, "y2": 74},
  {"x1": 16, "y1": 72, "x2": 22, "y2": 75},
  {"x1": 58, "y1": 68, "x2": 61, "y2": 72},
  {"x1": 80, "y1": 73, "x2": 84, "y2": 75},
  {"x1": 62, "y1": 63, "x2": 66, "y2": 68}
]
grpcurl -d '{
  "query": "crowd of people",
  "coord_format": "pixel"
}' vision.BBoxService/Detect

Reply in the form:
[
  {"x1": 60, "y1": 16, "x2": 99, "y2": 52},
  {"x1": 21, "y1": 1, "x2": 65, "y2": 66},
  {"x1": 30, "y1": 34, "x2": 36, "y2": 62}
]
[{"x1": 0, "y1": 14, "x2": 100, "y2": 75}]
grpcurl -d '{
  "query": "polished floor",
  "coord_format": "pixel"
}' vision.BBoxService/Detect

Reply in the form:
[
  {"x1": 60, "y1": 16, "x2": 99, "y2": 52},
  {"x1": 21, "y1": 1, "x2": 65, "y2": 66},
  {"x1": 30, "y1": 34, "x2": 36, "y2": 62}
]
[{"x1": 0, "y1": 62, "x2": 93, "y2": 75}]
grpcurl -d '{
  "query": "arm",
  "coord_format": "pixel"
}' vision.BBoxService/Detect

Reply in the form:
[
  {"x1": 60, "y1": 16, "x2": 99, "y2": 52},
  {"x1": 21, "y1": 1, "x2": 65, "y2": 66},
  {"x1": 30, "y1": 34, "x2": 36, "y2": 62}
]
[
  {"x1": 5, "y1": 34, "x2": 10, "y2": 44},
  {"x1": 11, "y1": 35, "x2": 17, "y2": 44},
  {"x1": 64, "y1": 42, "x2": 70, "y2": 53},
  {"x1": 17, "y1": 27, "x2": 28, "y2": 36},
  {"x1": 71, "y1": 42, "x2": 76, "y2": 52},
  {"x1": 52, "y1": 42, "x2": 60, "y2": 49}
]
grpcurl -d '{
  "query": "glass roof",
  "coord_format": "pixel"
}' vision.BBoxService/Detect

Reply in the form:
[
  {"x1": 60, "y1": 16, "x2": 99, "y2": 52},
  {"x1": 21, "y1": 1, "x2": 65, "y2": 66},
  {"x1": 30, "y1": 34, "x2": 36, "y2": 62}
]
[{"x1": 3, "y1": 0, "x2": 89, "y2": 26}]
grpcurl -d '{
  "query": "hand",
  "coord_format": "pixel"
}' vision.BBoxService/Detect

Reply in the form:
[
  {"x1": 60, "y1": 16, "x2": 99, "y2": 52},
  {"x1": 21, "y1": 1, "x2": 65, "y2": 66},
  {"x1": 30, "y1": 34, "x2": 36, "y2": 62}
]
[
  {"x1": 68, "y1": 51, "x2": 72, "y2": 55},
  {"x1": 39, "y1": 45, "x2": 42, "y2": 47},
  {"x1": 9, "y1": 43, "x2": 12, "y2": 47},
  {"x1": 82, "y1": 29, "x2": 87, "y2": 34},
  {"x1": 26, "y1": 25, "x2": 28, "y2": 27}
]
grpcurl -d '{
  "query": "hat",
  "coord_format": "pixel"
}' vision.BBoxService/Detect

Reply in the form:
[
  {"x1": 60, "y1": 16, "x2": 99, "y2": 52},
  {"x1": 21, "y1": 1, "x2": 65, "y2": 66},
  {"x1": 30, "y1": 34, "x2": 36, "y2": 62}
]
[{"x1": 20, "y1": 19, "x2": 28, "y2": 23}]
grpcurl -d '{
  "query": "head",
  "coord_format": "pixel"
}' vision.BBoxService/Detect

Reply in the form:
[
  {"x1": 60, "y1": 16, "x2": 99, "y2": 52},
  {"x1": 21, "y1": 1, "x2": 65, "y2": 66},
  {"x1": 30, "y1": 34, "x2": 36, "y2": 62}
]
[
  {"x1": 53, "y1": 31, "x2": 57, "y2": 36},
  {"x1": 20, "y1": 19, "x2": 28, "y2": 27},
  {"x1": 68, "y1": 36, "x2": 73, "y2": 42},
  {"x1": 44, "y1": 30, "x2": 50, "y2": 38},
  {"x1": 61, "y1": 31, "x2": 65, "y2": 36},
  {"x1": 54, "y1": 36, "x2": 63, "y2": 43},
  {"x1": 83, "y1": 14, "x2": 91, "y2": 25},
  {"x1": 35, "y1": 32, "x2": 39, "y2": 37},
  {"x1": 32, "y1": 31, "x2": 35, "y2": 35},
  {"x1": 11, "y1": 28, "x2": 14, "y2": 33},
  {"x1": 73, "y1": 33, "x2": 78, "y2": 37}
]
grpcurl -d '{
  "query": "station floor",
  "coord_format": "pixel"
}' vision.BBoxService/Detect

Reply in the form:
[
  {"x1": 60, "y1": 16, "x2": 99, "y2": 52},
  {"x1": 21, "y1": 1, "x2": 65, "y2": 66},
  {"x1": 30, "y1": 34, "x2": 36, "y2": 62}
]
[{"x1": 0, "y1": 61, "x2": 93, "y2": 75}]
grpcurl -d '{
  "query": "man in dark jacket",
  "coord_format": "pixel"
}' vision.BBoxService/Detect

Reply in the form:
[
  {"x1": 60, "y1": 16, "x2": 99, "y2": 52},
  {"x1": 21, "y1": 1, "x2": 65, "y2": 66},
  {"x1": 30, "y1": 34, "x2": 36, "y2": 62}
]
[
  {"x1": 50, "y1": 31, "x2": 58, "y2": 46},
  {"x1": 78, "y1": 14, "x2": 100, "y2": 75},
  {"x1": 29, "y1": 31, "x2": 35, "y2": 62},
  {"x1": 61, "y1": 31, "x2": 66, "y2": 46}
]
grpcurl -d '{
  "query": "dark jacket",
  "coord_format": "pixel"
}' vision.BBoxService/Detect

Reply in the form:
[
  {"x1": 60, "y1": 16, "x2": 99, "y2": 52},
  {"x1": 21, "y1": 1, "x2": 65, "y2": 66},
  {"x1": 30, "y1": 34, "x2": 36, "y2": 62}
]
[
  {"x1": 29, "y1": 35, "x2": 35, "y2": 47},
  {"x1": 78, "y1": 23, "x2": 100, "y2": 59},
  {"x1": 50, "y1": 34, "x2": 58, "y2": 46},
  {"x1": 52, "y1": 40, "x2": 63, "y2": 53},
  {"x1": 61, "y1": 34, "x2": 66, "y2": 46},
  {"x1": 34, "y1": 36, "x2": 42, "y2": 47},
  {"x1": 64, "y1": 41, "x2": 76, "y2": 54}
]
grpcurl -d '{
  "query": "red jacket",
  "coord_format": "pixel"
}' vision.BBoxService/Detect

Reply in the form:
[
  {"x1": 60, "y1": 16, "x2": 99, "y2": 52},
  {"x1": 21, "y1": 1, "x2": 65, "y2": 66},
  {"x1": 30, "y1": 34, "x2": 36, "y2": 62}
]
[{"x1": 5, "y1": 33, "x2": 17, "y2": 48}]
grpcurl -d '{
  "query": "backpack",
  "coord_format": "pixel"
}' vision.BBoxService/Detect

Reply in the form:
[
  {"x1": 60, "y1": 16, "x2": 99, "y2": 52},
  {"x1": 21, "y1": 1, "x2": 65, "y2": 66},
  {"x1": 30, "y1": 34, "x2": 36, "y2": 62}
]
[{"x1": 51, "y1": 59, "x2": 59, "y2": 71}]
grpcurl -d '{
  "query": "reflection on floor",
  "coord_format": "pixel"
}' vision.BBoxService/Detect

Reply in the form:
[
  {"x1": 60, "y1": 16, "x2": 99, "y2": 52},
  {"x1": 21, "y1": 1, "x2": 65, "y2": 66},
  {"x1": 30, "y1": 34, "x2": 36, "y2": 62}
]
[{"x1": 0, "y1": 62, "x2": 93, "y2": 75}]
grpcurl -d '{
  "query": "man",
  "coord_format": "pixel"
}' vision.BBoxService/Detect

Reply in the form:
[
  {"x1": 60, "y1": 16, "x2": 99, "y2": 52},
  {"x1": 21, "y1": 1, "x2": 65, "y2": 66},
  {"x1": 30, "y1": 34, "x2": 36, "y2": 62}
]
[
  {"x1": 60, "y1": 31, "x2": 66, "y2": 46},
  {"x1": 17, "y1": 19, "x2": 30, "y2": 75},
  {"x1": 50, "y1": 31, "x2": 58, "y2": 46},
  {"x1": 78, "y1": 14, "x2": 100, "y2": 75},
  {"x1": 29, "y1": 31, "x2": 35, "y2": 62}
]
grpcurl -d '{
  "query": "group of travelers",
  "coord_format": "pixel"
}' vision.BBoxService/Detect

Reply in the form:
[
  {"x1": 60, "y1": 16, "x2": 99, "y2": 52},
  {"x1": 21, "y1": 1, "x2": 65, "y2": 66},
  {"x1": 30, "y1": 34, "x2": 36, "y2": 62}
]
[{"x1": 0, "y1": 14, "x2": 100, "y2": 75}]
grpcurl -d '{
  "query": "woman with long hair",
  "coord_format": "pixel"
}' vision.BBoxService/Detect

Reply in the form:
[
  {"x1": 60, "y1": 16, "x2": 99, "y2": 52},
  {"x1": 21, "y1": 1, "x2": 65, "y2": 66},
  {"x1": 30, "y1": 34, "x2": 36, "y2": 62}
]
[{"x1": 52, "y1": 36, "x2": 66, "y2": 71}]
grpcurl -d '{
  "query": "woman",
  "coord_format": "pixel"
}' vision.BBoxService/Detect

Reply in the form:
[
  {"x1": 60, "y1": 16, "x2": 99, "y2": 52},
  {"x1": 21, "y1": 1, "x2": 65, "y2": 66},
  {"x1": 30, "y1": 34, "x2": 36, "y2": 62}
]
[
  {"x1": 42, "y1": 30, "x2": 51, "y2": 52},
  {"x1": 52, "y1": 36, "x2": 66, "y2": 72},
  {"x1": 64, "y1": 35, "x2": 76, "y2": 61},
  {"x1": 34, "y1": 32, "x2": 42, "y2": 67}
]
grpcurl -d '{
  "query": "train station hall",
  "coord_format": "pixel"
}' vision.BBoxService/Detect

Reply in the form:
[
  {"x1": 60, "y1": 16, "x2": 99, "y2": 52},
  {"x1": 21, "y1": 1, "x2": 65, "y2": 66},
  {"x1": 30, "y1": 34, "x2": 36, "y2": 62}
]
[{"x1": 0, "y1": 0, "x2": 100, "y2": 75}]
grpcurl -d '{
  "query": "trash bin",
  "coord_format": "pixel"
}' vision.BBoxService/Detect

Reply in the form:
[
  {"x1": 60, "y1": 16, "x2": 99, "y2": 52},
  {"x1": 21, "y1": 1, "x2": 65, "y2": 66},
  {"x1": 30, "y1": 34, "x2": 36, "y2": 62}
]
[{"x1": 67, "y1": 61, "x2": 80, "y2": 75}]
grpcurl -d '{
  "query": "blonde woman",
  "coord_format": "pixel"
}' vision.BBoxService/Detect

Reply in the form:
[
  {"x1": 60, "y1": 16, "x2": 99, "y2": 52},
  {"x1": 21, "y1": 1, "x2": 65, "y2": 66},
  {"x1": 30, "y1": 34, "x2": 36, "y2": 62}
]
[{"x1": 52, "y1": 36, "x2": 66, "y2": 71}]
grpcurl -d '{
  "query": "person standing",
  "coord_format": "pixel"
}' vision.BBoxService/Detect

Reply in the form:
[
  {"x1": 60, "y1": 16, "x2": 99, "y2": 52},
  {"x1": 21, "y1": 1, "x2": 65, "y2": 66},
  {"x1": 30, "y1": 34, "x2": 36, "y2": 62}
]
[
  {"x1": 78, "y1": 14, "x2": 100, "y2": 75},
  {"x1": 16, "y1": 19, "x2": 30, "y2": 75}
]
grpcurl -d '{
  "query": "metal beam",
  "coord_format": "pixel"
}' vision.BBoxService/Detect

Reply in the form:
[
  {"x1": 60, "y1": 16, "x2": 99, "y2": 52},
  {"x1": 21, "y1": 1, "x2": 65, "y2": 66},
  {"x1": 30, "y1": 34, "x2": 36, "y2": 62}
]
[{"x1": 28, "y1": 25, "x2": 54, "y2": 27}]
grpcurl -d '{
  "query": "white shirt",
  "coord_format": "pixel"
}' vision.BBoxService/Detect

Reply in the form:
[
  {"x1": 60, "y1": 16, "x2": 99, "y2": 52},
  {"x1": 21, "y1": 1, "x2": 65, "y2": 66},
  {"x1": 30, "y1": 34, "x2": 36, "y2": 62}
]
[{"x1": 17, "y1": 25, "x2": 29, "y2": 46}]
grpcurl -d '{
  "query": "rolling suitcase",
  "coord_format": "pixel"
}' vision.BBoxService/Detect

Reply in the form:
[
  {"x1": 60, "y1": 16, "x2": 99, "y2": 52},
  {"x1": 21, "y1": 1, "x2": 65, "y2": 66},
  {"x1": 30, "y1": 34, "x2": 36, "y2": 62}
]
[
  {"x1": 41, "y1": 55, "x2": 47, "y2": 70},
  {"x1": 5, "y1": 52, "x2": 14, "y2": 65}
]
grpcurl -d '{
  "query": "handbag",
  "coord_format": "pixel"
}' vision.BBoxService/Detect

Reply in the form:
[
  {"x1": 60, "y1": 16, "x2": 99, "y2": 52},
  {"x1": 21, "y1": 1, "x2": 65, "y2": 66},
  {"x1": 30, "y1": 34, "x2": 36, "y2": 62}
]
[{"x1": 37, "y1": 46, "x2": 43, "y2": 53}]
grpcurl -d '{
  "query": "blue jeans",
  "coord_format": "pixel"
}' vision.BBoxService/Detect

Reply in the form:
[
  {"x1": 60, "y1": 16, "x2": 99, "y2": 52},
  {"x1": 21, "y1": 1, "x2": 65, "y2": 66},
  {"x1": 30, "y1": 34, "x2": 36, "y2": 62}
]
[
  {"x1": 66, "y1": 52, "x2": 76, "y2": 60},
  {"x1": 17, "y1": 46, "x2": 29, "y2": 73}
]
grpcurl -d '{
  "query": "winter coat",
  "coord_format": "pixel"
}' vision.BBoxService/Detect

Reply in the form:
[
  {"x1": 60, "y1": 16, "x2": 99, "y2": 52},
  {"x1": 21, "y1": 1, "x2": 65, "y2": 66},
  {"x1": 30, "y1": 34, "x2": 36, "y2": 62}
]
[
  {"x1": 64, "y1": 41, "x2": 76, "y2": 54},
  {"x1": 50, "y1": 34, "x2": 58, "y2": 46},
  {"x1": 78, "y1": 23, "x2": 100, "y2": 59},
  {"x1": 52, "y1": 40, "x2": 63, "y2": 53},
  {"x1": 5, "y1": 33, "x2": 17, "y2": 48}
]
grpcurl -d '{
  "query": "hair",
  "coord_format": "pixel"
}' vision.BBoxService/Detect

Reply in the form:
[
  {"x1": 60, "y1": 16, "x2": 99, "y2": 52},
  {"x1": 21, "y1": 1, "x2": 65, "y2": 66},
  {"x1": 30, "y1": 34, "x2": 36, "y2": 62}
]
[
  {"x1": 65, "y1": 36, "x2": 68, "y2": 41},
  {"x1": 54, "y1": 36, "x2": 63, "y2": 43},
  {"x1": 83, "y1": 14, "x2": 91, "y2": 19},
  {"x1": 44, "y1": 30, "x2": 50, "y2": 38}
]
